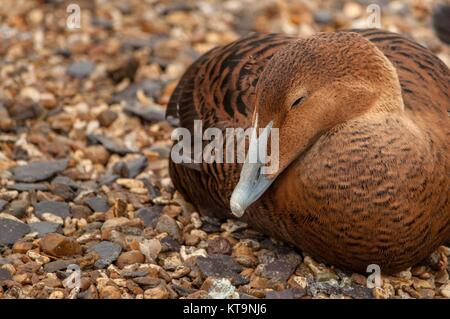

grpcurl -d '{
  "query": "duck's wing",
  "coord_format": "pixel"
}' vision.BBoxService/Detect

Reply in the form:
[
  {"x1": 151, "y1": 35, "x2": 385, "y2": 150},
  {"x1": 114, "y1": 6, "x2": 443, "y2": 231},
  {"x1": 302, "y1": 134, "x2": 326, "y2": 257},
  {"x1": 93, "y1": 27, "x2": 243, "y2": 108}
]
[
  {"x1": 166, "y1": 33, "x2": 294, "y2": 133},
  {"x1": 353, "y1": 29, "x2": 450, "y2": 117}
]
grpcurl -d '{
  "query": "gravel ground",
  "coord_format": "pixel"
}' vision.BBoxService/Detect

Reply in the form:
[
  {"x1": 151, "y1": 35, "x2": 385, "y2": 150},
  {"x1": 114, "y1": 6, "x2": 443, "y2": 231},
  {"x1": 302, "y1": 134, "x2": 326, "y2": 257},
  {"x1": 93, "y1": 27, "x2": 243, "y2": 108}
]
[{"x1": 0, "y1": 0, "x2": 449, "y2": 299}]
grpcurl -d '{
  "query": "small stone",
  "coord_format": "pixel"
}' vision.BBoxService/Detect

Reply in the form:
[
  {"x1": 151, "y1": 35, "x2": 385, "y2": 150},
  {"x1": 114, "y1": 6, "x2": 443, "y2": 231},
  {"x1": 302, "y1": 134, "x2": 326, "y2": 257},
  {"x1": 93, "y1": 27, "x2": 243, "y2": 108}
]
[
  {"x1": 40, "y1": 233, "x2": 82, "y2": 257},
  {"x1": 439, "y1": 283, "x2": 450, "y2": 298},
  {"x1": 124, "y1": 102, "x2": 166, "y2": 123},
  {"x1": 85, "y1": 197, "x2": 110, "y2": 213},
  {"x1": 98, "y1": 109, "x2": 118, "y2": 127},
  {"x1": 201, "y1": 277, "x2": 239, "y2": 299},
  {"x1": 139, "y1": 239, "x2": 161, "y2": 261},
  {"x1": 87, "y1": 241, "x2": 122, "y2": 269},
  {"x1": 266, "y1": 288, "x2": 305, "y2": 299},
  {"x1": 136, "y1": 206, "x2": 162, "y2": 228},
  {"x1": 44, "y1": 260, "x2": 73, "y2": 273},
  {"x1": 162, "y1": 253, "x2": 183, "y2": 270},
  {"x1": 0, "y1": 200, "x2": 7, "y2": 211},
  {"x1": 7, "y1": 183, "x2": 48, "y2": 192},
  {"x1": 207, "y1": 237, "x2": 232, "y2": 255},
  {"x1": 83, "y1": 146, "x2": 110, "y2": 165},
  {"x1": 30, "y1": 221, "x2": 61, "y2": 236},
  {"x1": 233, "y1": 243, "x2": 257, "y2": 267},
  {"x1": 88, "y1": 134, "x2": 131, "y2": 155},
  {"x1": 70, "y1": 205, "x2": 92, "y2": 219},
  {"x1": 144, "y1": 284, "x2": 170, "y2": 299},
  {"x1": 435, "y1": 269, "x2": 449, "y2": 284},
  {"x1": 116, "y1": 250, "x2": 145, "y2": 268},
  {"x1": 160, "y1": 236, "x2": 181, "y2": 252},
  {"x1": 35, "y1": 201, "x2": 71, "y2": 219},
  {"x1": 0, "y1": 268, "x2": 12, "y2": 282},
  {"x1": 412, "y1": 277, "x2": 435, "y2": 290},
  {"x1": 196, "y1": 254, "x2": 246, "y2": 285},
  {"x1": 156, "y1": 215, "x2": 181, "y2": 241},
  {"x1": 6, "y1": 199, "x2": 28, "y2": 218},
  {"x1": 67, "y1": 60, "x2": 95, "y2": 78},
  {"x1": 107, "y1": 57, "x2": 139, "y2": 84},
  {"x1": 10, "y1": 159, "x2": 68, "y2": 182},
  {"x1": 126, "y1": 156, "x2": 148, "y2": 178},
  {"x1": 0, "y1": 218, "x2": 31, "y2": 245},
  {"x1": 314, "y1": 10, "x2": 333, "y2": 24},
  {"x1": 261, "y1": 256, "x2": 301, "y2": 282},
  {"x1": 12, "y1": 240, "x2": 34, "y2": 253},
  {"x1": 99, "y1": 285, "x2": 122, "y2": 299},
  {"x1": 49, "y1": 291, "x2": 65, "y2": 299}
]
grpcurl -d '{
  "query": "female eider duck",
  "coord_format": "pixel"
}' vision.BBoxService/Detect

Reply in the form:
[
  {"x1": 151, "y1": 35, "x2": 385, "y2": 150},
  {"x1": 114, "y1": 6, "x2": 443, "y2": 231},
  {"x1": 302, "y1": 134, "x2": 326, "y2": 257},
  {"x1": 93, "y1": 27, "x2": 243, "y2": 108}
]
[{"x1": 166, "y1": 30, "x2": 449, "y2": 273}]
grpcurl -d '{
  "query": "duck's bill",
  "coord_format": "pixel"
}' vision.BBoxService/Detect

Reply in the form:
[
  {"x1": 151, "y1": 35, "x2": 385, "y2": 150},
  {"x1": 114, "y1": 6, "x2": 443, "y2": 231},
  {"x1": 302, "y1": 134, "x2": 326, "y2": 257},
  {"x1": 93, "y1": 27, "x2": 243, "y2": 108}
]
[{"x1": 230, "y1": 120, "x2": 275, "y2": 217}]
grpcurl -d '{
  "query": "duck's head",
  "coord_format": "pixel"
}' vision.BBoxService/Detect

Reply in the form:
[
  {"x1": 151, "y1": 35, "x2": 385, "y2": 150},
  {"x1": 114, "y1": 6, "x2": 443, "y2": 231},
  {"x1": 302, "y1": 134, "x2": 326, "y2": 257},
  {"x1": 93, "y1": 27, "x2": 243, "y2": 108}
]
[{"x1": 230, "y1": 31, "x2": 404, "y2": 217}]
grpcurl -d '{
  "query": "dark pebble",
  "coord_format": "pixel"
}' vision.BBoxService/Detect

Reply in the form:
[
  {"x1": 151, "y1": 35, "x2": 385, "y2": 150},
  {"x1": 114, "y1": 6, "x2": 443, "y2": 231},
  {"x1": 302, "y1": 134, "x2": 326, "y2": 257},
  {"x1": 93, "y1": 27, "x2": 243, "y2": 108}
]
[
  {"x1": 0, "y1": 200, "x2": 7, "y2": 212},
  {"x1": 7, "y1": 199, "x2": 28, "y2": 219},
  {"x1": 196, "y1": 254, "x2": 247, "y2": 285},
  {"x1": 44, "y1": 259, "x2": 74, "y2": 273},
  {"x1": 126, "y1": 156, "x2": 148, "y2": 178},
  {"x1": 136, "y1": 206, "x2": 162, "y2": 228},
  {"x1": 123, "y1": 102, "x2": 166, "y2": 122},
  {"x1": 10, "y1": 159, "x2": 68, "y2": 183},
  {"x1": 87, "y1": 241, "x2": 122, "y2": 269},
  {"x1": 207, "y1": 237, "x2": 232, "y2": 255},
  {"x1": 314, "y1": 10, "x2": 333, "y2": 24},
  {"x1": 0, "y1": 218, "x2": 31, "y2": 245},
  {"x1": 30, "y1": 221, "x2": 62, "y2": 236},
  {"x1": 0, "y1": 268, "x2": 12, "y2": 282},
  {"x1": 7, "y1": 183, "x2": 49, "y2": 191},
  {"x1": 35, "y1": 201, "x2": 71, "y2": 218},
  {"x1": 261, "y1": 257, "x2": 300, "y2": 282},
  {"x1": 107, "y1": 57, "x2": 139, "y2": 84},
  {"x1": 85, "y1": 197, "x2": 110, "y2": 213},
  {"x1": 87, "y1": 134, "x2": 132, "y2": 155},
  {"x1": 67, "y1": 60, "x2": 95, "y2": 78},
  {"x1": 265, "y1": 288, "x2": 305, "y2": 299},
  {"x1": 160, "y1": 236, "x2": 180, "y2": 252},
  {"x1": 70, "y1": 204, "x2": 93, "y2": 219}
]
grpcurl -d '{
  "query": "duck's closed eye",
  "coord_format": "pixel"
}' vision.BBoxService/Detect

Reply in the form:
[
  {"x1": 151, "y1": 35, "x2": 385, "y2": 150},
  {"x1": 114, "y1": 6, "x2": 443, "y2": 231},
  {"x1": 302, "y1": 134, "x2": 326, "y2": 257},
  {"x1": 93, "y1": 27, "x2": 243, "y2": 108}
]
[{"x1": 290, "y1": 96, "x2": 305, "y2": 109}]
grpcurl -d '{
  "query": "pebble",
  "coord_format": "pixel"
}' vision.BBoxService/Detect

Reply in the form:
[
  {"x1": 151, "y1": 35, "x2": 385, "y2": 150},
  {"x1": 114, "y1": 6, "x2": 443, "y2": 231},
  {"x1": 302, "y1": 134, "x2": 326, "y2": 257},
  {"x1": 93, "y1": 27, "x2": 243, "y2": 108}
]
[
  {"x1": 10, "y1": 159, "x2": 68, "y2": 183},
  {"x1": 126, "y1": 156, "x2": 148, "y2": 178},
  {"x1": 144, "y1": 284, "x2": 170, "y2": 299},
  {"x1": 87, "y1": 241, "x2": 122, "y2": 269},
  {"x1": 124, "y1": 102, "x2": 166, "y2": 123},
  {"x1": 7, "y1": 183, "x2": 49, "y2": 192},
  {"x1": 88, "y1": 134, "x2": 132, "y2": 155},
  {"x1": 98, "y1": 110, "x2": 118, "y2": 127},
  {"x1": 39, "y1": 233, "x2": 82, "y2": 257},
  {"x1": 85, "y1": 197, "x2": 110, "y2": 213},
  {"x1": 0, "y1": 268, "x2": 12, "y2": 282},
  {"x1": 6, "y1": 199, "x2": 28, "y2": 218},
  {"x1": 439, "y1": 283, "x2": 450, "y2": 298},
  {"x1": 0, "y1": 217, "x2": 31, "y2": 245},
  {"x1": 35, "y1": 201, "x2": 71, "y2": 219},
  {"x1": 201, "y1": 277, "x2": 239, "y2": 299},
  {"x1": 116, "y1": 250, "x2": 145, "y2": 268},
  {"x1": 30, "y1": 221, "x2": 62, "y2": 236},
  {"x1": 99, "y1": 285, "x2": 122, "y2": 299},
  {"x1": 0, "y1": 199, "x2": 7, "y2": 211},
  {"x1": 136, "y1": 206, "x2": 162, "y2": 228},
  {"x1": 139, "y1": 239, "x2": 161, "y2": 261},
  {"x1": 12, "y1": 240, "x2": 34, "y2": 253},
  {"x1": 196, "y1": 254, "x2": 246, "y2": 285},
  {"x1": 156, "y1": 214, "x2": 181, "y2": 241},
  {"x1": 67, "y1": 60, "x2": 95, "y2": 78},
  {"x1": 261, "y1": 256, "x2": 301, "y2": 282}
]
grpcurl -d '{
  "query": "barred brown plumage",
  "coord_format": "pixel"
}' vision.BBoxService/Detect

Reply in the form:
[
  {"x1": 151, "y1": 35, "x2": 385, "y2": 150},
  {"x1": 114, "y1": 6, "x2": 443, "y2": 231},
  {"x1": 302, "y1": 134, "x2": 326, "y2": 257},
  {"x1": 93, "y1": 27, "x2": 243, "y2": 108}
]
[{"x1": 166, "y1": 29, "x2": 450, "y2": 273}]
